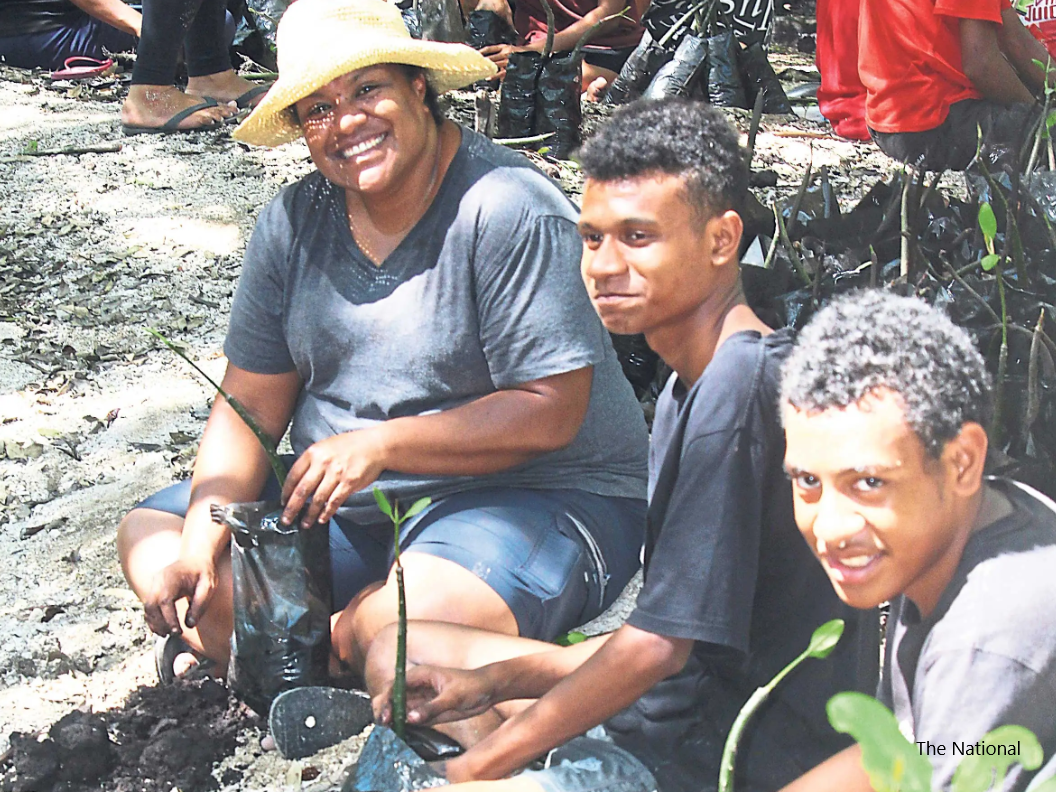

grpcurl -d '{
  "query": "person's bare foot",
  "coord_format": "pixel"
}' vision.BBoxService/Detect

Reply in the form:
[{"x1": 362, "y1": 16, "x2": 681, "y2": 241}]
[
  {"x1": 121, "y1": 84, "x2": 235, "y2": 130},
  {"x1": 186, "y1": 69, "x2": 267, "y2": 107},
  {"x1": 584, "y1": 76, "x2": 609, "y2": 102}
]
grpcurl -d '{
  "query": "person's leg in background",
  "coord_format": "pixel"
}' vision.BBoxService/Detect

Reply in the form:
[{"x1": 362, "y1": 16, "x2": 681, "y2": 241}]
[
  {"x1": 120, "y1": 0, "x2": 261, "y2": 131},
  {"x1": 815, "y1": 0, "x2": 869, "y2": 140}
]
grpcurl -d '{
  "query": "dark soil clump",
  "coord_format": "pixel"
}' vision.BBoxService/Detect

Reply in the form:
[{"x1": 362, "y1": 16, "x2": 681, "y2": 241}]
[{"x1": 2, "y1": 679, "x2": 258, "y2": 792}]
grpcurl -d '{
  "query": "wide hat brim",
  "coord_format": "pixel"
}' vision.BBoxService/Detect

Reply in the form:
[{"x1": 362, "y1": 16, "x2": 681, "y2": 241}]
[{"x1": 233, "y1": 0, "x2": 497, "y2": 147}]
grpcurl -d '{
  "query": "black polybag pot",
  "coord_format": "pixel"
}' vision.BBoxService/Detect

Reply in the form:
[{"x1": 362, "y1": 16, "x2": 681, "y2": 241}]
[
  {"x1": 643, "y1": 32, "x2": 708, "y2": 99},
  {"x1": 498, "y1": 51, "x2": 542, "y2": 138},
  {"x1": 604, "y1": 30, "x2": 674, "y2": 105},
  {"x1": 536, "y1": 51, "x2": 582, "y2": 159},
  {"x1": 215, "y1": 500, "x2": 332, "y2": 716},
  {"x1": 706, "y1": 29, "x2": 749, "y2": 108},
  {"x1": 737, "y1": 41, "x2": 792, "y2": 114},
  {"x1": 465, "y1": 9, "x2": 514, "y2": 47}
]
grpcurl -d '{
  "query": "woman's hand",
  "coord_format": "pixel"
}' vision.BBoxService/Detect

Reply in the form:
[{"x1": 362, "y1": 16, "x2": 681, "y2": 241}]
[
  {"x1": 280, "y1": 428, "x2": 388, "y2": 527},
  {"x1": 478, "y1": 44, "x2": 536, "y2": 80},
  {"x1": 142, "y1": 555, "x2": 219, "y2": 636}
]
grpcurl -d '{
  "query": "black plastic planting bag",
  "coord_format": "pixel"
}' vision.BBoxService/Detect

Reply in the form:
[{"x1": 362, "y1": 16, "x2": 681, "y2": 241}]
[
  {"x1": 214, "y1": 500, "x2": 332, "y2": 716},
  {"x1": 605, "y1": 30, "x2": 674, "y2": 105},
  {"x1": 737, "y1": 41, "x2": 792, "y2": 114},
  {"x1": 706, "y1": 29, "x2": 749, "y2": 108},
  {"x1": 498, "y1": 51, "x2": 542, "y2": 138},
  {"x1": 466, "y1": 9, "x2": 514, "y2": 47},
  {"x1": 536, "y1": 51, "x2": 582, "y2": 159},
  {"x1": 643, "y1": 32, "x2": 708, "y2": 98},
  {"x1": 344, "y1": 727, "x2": 446, "y2": 792}
]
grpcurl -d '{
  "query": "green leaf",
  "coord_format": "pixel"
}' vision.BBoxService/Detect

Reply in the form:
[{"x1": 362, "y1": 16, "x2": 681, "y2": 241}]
[
  {"x1": 372, "y1": 487, "x2": 393, "y2": 519},
  {"x1": 978, "y1": 202, "x2": 998, "y2": 241},
  {"x1": 401, "y1": 496, "x2": 431, "y2": 521},
  {"x1": 951, "y1": 726, "x2": 1043, "y2": 792},
  {"x1": 1018, "y1": 0, "x2": 1036, "y2": 11},
  {"x1": 981, "y1": 253, "x2": 1000, "y2": 271},
  {"x1": 805, "y1": 619, "x2": 844, "y2": 660},
  {"x1": 1046, "y1": 110, "x2": 1056, "y2": 129},
  {"x1": 555, "y1": 630, "x2": 588, "y2": 646},
  {"x1": 827, "y1": 692, "x2": 932, "y2": 792}
]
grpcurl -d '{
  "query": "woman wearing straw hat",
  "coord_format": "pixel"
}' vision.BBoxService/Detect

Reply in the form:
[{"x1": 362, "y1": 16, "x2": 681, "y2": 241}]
[{"x1": 116, "y1": 0, "x2": 648, "y2": 700}]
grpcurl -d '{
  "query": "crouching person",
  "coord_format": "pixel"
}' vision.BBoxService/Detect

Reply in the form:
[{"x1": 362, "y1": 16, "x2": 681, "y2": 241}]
[
  {"x1": 779, "y1": 290, "x2": 1056, "y2": 792},
  {"x1": 364, "y1": 99, "x2": 870, "y2": 792}
]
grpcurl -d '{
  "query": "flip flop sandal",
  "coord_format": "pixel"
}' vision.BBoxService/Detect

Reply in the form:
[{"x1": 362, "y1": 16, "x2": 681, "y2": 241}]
[
  {"x1": 50, "y1": 56, "x2": 114, "y2": 81},
  {"x1": 269, "y1": 686, "x2": 374, "y2": 760},
  {"x1": 233, "y1": 83, "x2": 270, "y2": 109},
  {"x1": 154, "y1": 634, "x2": 216, "y2": 684},
  {"x1": 121, "y1": 98, "x2": 224, "y2": 136}
]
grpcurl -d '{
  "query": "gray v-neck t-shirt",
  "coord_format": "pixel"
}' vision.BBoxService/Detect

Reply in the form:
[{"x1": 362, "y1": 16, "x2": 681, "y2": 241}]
[{"x1": 225, "y1": 127, "x2": 648, "y2": 523}]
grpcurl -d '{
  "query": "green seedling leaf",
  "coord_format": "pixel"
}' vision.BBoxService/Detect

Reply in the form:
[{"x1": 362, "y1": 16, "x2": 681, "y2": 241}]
[
  {"x1": 555, "y1": 630, "x2": 588, "y2": 646},
  {"x1": 1018, "y1": 0, "x2": 1035, "y2": 11},
  {"x1": 402, "y1": 496, "x2": 431, "y2": 521},
  {"x1": 827, "y1": 692, "x2": 932, "y2": 792},
  {"x1": 1046, "y1": 110, "x2": 1056, "y2": 129},
  {"x1": 981, "y1": 253, "x2": 1000, "y2": 271},
  {"x1": 718, "y1": 619, "x2": 844, "y2": 792},
  {"x1": 373, "y1": 487, "x2": 394, "y2": 519},
  {"x1": 979, "y1": 202, "x2": 998, "y2": 241},
  {"x1": 951, "y1": 725, "x2": 1043, "y2": 792},
  {"x1": 805, "y1": 618, "x2": 844, "y2": 659},
  {"x1": 147, "y1": 327, "x2": 286, "y2": 486}
]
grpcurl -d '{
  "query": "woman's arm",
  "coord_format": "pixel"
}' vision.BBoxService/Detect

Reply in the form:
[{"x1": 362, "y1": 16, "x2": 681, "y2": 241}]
[
  {"x1": 66, "y1": 0, "x2": 142, "y2": 37},
  {"x1": 960, "y1": 17, "x2": 1038, "y2": 104},
  {"x1": 280, "y1": 366, "x2": 593, "y2": 527},
  {"x1": 142, "y1": 364, "x2": 302, "y2": 636}
]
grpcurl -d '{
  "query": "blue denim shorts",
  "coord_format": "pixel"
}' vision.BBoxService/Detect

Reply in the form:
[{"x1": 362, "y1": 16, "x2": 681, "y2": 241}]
[
  {"x1": 135, "y1": 476, "x2": 644, "y2": 641},
  {"x1": 523, "y1": 733, "x2": 657, "y2": 792}
]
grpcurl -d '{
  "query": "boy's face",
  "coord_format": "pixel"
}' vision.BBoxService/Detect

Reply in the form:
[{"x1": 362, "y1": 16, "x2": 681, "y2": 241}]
[
  {"x1": 783, "y1": 390, "x2": 968, "y2": 614},
  {"x1": 578, "y1": 174, "x2": 736, "y2": 337}
]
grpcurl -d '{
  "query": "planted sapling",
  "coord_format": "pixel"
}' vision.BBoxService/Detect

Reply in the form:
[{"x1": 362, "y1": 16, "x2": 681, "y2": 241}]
[
  {"x1": 717, "y1": 619, "x2": 844, "y2": 792},
  {"x1": 373, "y1": 487, "x2": 432, "y2": 740}
]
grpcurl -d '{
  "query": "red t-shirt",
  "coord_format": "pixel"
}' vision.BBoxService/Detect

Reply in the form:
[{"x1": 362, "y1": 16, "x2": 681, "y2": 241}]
[
  {"x1": 515, "y1": 0, "x2": 645, "y2": 50},
  {"x1": 859, "y1": 0, "x2": 1004, "y2": 133},
  {"x1": 1023, "y1": 0, "x2": 1056, "y2": 58}
]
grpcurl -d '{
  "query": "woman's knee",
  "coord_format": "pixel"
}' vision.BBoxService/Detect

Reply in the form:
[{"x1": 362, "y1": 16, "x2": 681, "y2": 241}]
[{"x1": 116, "y1": 507, "x2": 183, "y2": 585}]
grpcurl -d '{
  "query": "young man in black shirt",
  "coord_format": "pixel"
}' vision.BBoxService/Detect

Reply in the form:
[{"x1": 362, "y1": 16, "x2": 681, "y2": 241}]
[
  {"x1": 779, "y1": 290, "x2": 1056, "y2": 792},
  {"x1": 360, "y1": 99, "x2": 866, "y2": 792}
]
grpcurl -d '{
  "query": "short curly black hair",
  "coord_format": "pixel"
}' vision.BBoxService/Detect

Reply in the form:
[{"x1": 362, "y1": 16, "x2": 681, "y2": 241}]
[
  {"x1": 576, "y1": 98, "x2": 748, "y2": 221},
  {"x1": 780, "y1": 289, "x2": 993, "y2": 457}
]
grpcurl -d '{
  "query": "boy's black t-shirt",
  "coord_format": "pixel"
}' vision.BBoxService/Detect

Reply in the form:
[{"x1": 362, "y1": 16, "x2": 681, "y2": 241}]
[
  {"x1": 878, "y1": 480, "x2": 1056, "y2": 791},
  {"x1": 605, "y1": 328, "x2": 871, "y2": 792}
]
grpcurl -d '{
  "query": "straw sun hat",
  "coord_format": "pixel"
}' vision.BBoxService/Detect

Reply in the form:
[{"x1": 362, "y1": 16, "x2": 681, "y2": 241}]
[{"x1": 233, "y1": 0, "x2": 498, "y2": 147}]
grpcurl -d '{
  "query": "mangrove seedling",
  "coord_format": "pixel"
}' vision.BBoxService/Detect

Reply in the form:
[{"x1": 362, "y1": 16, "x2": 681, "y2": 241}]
[
  {"x1": 147, "y1": 327, "x2": 287, "y2": 486},
  {"x1": 717, "y1": 618, "x2": 844, "y2": 792},
  {"x1": 373, "y1": 487, "x2": 432, "y2": 740}
]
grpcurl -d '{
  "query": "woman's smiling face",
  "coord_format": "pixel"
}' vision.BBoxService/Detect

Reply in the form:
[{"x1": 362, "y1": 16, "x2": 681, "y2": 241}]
[{"x1": 295, "y1": 64, "x2": 435, "y2": 196}]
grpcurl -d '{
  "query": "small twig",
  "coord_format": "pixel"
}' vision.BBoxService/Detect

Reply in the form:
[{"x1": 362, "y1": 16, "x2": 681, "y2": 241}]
[
  {"x1": 776, "y1": 207, "x2": 810, "y2": 286},
  {"x1": 784, "y1": 149, "x2": 813, "y2": 236},
  {"x1": 943, "y1": 258, "x2": 1001, "y2": 326},
  {"x1": 762, "y1": 202, "x2": 780, "y2": 269},
  {"x1": 189, "y1": 294, "x2": 221, "y2": 310},
  {"x1": 1026, "y1": 309, "x2": 1045, "y2": 431},
  {"x1": 900, "y1": 165, "x2": 912, "y2": 279},
  {"x1": 493, "y1": 132, "x2": 555, "y2": 145},
  {"x1": 571, "y1": 8, "x2": 632, "y2": 62},
  {"x1": 21, "y1": 142, "x2": 122, "y2": 157},
  {"x1": 657, "y1": 0, "x2": 710, "y2": 48},
  {"x1": 770, "y1": 130, "x2": 838, "y2": 139},
  {"x1": 540, "y1": 0, "x2": 556, "y2": 60},
  {"x1": 746, "y1": 88, "x2": 765, "y2": 171}
]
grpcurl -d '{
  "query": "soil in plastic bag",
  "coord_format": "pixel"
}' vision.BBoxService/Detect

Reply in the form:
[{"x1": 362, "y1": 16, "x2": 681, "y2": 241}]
[
  {"x1": 643, "y1": 32, "x2": 708, "y2": 98},
  {"x1": 498, "y1": 51, "x2": 543, "y2": 138},
  {"x1": 214, "y1": 500, "x2": 332, "y2": 717},
  {"x1": 343, "y1": 726, "x2": 447, "y2": 792},
  {"x1": 605, "y1": 30, "x2": 674, "y2": 105},
  {"x1": 536, "y1": 51, "x2": 582, "y2": 159},
  {"x1": 737, "y1": 41, "x2": 792, "y2": 114},
  {"x1": 706, "y1": 28, "x2": 749, "y2": 108},
  {"x1": 418, "y1": 0, "x2": 465, "y2": 42}
]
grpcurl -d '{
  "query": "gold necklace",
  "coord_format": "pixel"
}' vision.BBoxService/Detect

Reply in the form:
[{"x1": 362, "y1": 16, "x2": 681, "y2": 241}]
[{"x1": 347, "y1": 131, "x2": 445, "y2": 266}]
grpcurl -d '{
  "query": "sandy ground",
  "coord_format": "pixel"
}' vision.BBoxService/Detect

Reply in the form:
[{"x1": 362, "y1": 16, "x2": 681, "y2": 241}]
[{"x1": 0, "y1": 52, "x2": 911, "y2": 790}]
